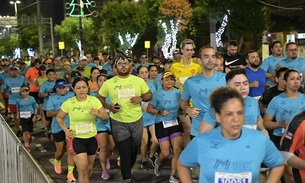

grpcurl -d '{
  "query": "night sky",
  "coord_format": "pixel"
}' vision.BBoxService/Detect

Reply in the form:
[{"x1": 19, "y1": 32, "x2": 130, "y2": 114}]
[{"x1": 0, "y1": 0, "x2": 15, "y2": 16}]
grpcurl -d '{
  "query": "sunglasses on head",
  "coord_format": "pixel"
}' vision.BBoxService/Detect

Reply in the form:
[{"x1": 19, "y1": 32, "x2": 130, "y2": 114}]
[{"x1": 140, "y1": 55, "x2": 147, "y2": 59}]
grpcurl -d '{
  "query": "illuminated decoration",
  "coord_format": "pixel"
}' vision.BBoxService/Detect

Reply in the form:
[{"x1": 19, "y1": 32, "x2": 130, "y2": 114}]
[
  {"x1": 118, "y1": 32, "x2": 139, "y2": 53},
  {"x1": 13, "y1": 48, "x2": 21, "y2": 59},
  {"x1": 66, "y1": 0, "x2": 97, "y2": 17},
  {"x1": 159, "y1": 19, "x2": 181, "y2": 59},
  {"x1": 215, "y1": 11, "x2": 230, "y2": 47},
  {"x1": 27, "y1": 47, "x2": 35, "y2": 57},
  {"x1": 76, "y1": 40, "x2": 83, "y2": 56}
]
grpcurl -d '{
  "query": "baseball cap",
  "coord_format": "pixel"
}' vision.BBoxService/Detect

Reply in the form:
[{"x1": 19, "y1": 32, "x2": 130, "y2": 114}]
[
  {"x1": 9, "y1": 66, "x2": 19, "y2": 70},
  {"x1": 114, "y1": 56, "x2": 130, "y2": 65},
  {"x1": 55, "y1": 80, "x2": 67, "y2": 88},
  {"x1": 71, "y1": 71, "x2": 81, "y2": 79},
  {"x1": 79, "y1": 55, "x2": 87, "y2": 61},
  {"x1": 173, "y1": 48, "x2": 180, "y2": 54},
  {"x1": 20, "y1": 85, "x2": 30, "y2": 91},
  {"x1": 163, "y1": 59, "x2": 173, "y2": 65},
  {"x1": 63, "y1": 61, "x2": 70, "y2": 65},
  {"x1": 161, "y1": 71, "x2": 175, "y2": 80},
  {"x1": 140, "y1": 54, "x2": 147, "y2": 59}
]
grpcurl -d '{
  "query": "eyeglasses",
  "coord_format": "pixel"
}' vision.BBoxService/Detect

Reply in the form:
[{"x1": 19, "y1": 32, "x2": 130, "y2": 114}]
[
  {"x1": 140, "y1": 55, "x2": 147, "y2": 59},
  {"x1": 114, "y1": 57, "x2": 128, "y2": 65}
]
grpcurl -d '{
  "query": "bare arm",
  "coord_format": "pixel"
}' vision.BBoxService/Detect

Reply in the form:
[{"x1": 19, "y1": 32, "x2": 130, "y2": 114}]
[
  {"x1": 46, "y1": 110, "x2": 58, "y2": 117},
  {"x1": 266, "y1": 164, "x2": 284, "y2": 183},
  {"x1": 198, "y1": 121, "x2": 215, "y2": 134},
  {"x1": 263, "y1": 113, "x2": 287, "y2": 130},
  {"x1": 177, "y1": 159, "x2": 192, "y2": 183},
  {"x1": 258, "y1": 100, "x2": 266, "y2": 114}
]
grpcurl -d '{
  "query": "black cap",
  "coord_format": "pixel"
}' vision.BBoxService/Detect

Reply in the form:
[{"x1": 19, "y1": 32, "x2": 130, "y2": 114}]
[
  {"x1": 71, "y1": 71, "x2": 81, "y2": 79},
  {"x1": 163, "y1": 59, "x2": 173, "y2": 64},
  {"x1": 76, "y1": 67, "x2": 84, "y2": 71}
]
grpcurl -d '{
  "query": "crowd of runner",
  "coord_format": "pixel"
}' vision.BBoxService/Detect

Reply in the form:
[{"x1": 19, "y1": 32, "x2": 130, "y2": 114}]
[{"x1": 1, "y1": 39, "x2": 305, "y2": 183}]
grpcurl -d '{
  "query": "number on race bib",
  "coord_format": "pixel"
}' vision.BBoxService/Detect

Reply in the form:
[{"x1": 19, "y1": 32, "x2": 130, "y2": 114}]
[
  {"x1": 118, "y1": 88, "x2": 135, "y2": 99},
  {"x1": 215, "y1": 172, "x2": 252, "y2": 183},
  {"x1": 162, "y1": 119, "x2": 179, "y2": 128},
  {"x1": 11, "y1": 87, "x2": 20, "y2": 93},
  {"x1": 20, "y1": 111, "x2": 31, "y2": 118},
  {"x1": 75, "y1": 122, "x2": 94, "y2": 134}
]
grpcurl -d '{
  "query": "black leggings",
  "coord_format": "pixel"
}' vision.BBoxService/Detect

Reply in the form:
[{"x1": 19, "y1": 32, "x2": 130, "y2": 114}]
[{"x1": 116, "y1": 136, "x2": 139, "y2": 180}]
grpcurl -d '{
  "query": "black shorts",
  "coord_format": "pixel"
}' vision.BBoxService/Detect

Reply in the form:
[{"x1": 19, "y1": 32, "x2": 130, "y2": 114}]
[
  {"x1": 97, "y1": 130, "x2": 112, "y2": 135},
  {"x1": 67, "y1": 135, "x2": 99, "y2": 156},
  {"x1": 37, "y1": 97, "x2": 44, "y2": 104},
  {"x1": 43, "y1": 110, "x2": 53, "y2": 121},
  {"x1": 155, "y1": 120, "x2": 183, "y2": 142},
  {"x1": 53, "y1": 130, "x2": 66, "y2": 142},
  {"x1": 20, "y1": 116, "x2": 34, "y2": 133},
  {"x1": 270, "y1": 135, "x2": 281, "y2": 149},
  {"x1": 29, "y1": 92, "x2": 39, "y2": 104}
]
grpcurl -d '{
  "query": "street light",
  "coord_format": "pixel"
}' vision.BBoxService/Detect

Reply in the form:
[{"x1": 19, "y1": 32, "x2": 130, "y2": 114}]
[{"x1": 10, "y1": 1, "x2": 21, "y2": 16}]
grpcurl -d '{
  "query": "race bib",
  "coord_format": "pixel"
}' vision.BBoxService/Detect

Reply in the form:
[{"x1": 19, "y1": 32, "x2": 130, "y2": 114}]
[
  {"x1": 243, "y1": 124, "x2": 257, "y2": 130},
  {"x1": 215, "y1": 172, "x2": 252, "y2": 183},
  {"x1": 20, "y1": 111, "x2": 31, "y2": 118},
  {"x1": 11, "y1": 87, "x2": 20, "y2": 93},
  {"x1": 162, "y1": 119, "x2": 179, "y2": 128},
  {"x1": 282, "y1": 128, "x2": 286, "y2": 133},
  {"x1": 179, "y1": 77, "x2": 188, "y2": 85},
  {"x1": 118, "y1": 88, "x2": 135, "y2": 99},
  {"x1": 105, "y1": 108, "x2": 110, "y2": 114},
  {"x1": 75, "y1": 122, "x2": 93, "y2": 135},
  {"x1": 141, "y1": 102, "x2": 149, "y2": 106}
]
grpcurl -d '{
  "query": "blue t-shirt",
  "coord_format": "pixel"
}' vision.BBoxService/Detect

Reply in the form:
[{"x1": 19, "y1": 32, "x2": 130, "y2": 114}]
[
  {"x1": 89, "y1": 90, "x2": 111, "y2": 132},
  {"x1": 179, "y1": 127, "x2": 283, "y2": 183},
  {"x1": 203, "y1": 96, "x2": 260, "y2": 129},
  {"x1": 39, "y1": 80, "x2": 55, "y2": 110},
  {"x1": 266, "y1": 92, "x2": 305, "y2": 137},
  {"x1": 3, "y1": 75, "x2": 27, "y2": 105},
  {"x1": 46, "y1": 92, "x2": 75, "y2": 134},
  {"x1": 70, "y1": 61, "x2": 78, "y2": 69},
  {"x1": 260, "y1": 55, "x2": 283, "y2": 86},
  {"x1": 135, "y1": 63, "x2": 151, "y2": 69},
  {"x1": 102, "y1": 63, "x2": 113, "y2": 76},
  {"x1": 149, "y1": 87, "x2": 180, "y2": 123},
  {"x1": 16, "y1": 96, "x2": 39, "y2": 118},
  {"x1": 87, "y1": 63, "x2": 96, "y2": 68},
  {"x1": 244, "y1": 67, "x2": 266, "y2": 97},
  {"x1": 142, "y1": 79, "x2": 157, "y2": 127},
  {"x1": 181, "y1": 72, "x2": 226, "y2": 136},
  {"x1": 277, "y1": 57, "x2": 305, "y2": 86}
]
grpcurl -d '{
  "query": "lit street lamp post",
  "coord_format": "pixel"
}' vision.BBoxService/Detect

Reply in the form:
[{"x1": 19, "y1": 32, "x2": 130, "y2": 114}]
[{"x1": 10, "y1": 1, "x2": 21, "y2": 16}]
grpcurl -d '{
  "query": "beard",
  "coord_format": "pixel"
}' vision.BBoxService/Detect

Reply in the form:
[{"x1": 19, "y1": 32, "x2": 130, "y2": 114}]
[
  {"x1": 117, "y1": 67, "x2": 130, "y2": 76},
  {"x1": 249, "y1": 62, "x2": 260, "y2": 69}
]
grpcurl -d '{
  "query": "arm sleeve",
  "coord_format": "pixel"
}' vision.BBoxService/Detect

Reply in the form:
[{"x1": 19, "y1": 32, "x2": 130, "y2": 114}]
[
  {"x1": 260, "y1": 58, "x2": 269, "y2": 71},
  {"x1": 45, "y1": 97, "x2": 54, "y2": 110},
  {"x1": 140, "y1": 79, "x2": 150, "y2": 94},
  {"x1": 60, "y1": 100, "x2": 70, "y2": 113},
  {"x1": 263, "y1": 138, "x2": 283, "y2": 167},
  {"x1": 202, "y1": 108, "x2": 218, "y2": 126},
  {"x1": 179, "y1": 137, "x2": 199, "y2": 167},
  {"x1": 39, "y1": 83, "x2": 45, "y2": 93},
  {"x1": 181, "y1": 80, "x2": 191, "y2": 101},
  {"x1": 93, "y1": 97, "x2": 103, "y2": 109}
]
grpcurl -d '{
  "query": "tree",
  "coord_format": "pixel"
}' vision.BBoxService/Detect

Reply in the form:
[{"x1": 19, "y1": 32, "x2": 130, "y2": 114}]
[
  {"x1": 94, "y1": 0, "x2": 151, "y2": 55},
  {"x1": 158, "y1": 0, "x2": 192, "y2": 58},
  {"x1": 54, "y1": 17, "x2": 99, "y2": 54},
  {"x1": 0, "y1": 35, "x2": 19, "y2": 57},
  {"x1": 196, "y1": 0, "x2": 274, "y2": 51}
]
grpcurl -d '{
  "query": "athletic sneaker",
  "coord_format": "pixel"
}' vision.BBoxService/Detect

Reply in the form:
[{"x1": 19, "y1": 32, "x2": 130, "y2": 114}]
[
  {"x1": 25, "y1": 146, "x2": 30, "y2": 152},
  {"x1": 141, "y1": 161, "x2": 150, "y2": 171},
  {"x1": 54, "y1": 160, "x2": 62, "y2": 174},
  {"x1": 169, "y1": 175, "x2": 180, "y2": 183},
  {"x1": 66, "y1": 173, "x2": 76, "y2": 183},
  {"x1": 106, "y1": 158, "x2": 111, "y2": 170},
  {"x1": 148, "y1": 155, "x2": 156, "y2": 167},
  {"x1": 101, "y1": 170, "x2": 110, "y2": 180},
  {"x1": 154, "y1": 159, "x2": 162, "y2": 177}
]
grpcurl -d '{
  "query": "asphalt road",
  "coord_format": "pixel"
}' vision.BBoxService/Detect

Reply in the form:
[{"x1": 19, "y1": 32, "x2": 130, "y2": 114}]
[{"x1": 2, "y1": 113, "x2": 270, "y2": 183}]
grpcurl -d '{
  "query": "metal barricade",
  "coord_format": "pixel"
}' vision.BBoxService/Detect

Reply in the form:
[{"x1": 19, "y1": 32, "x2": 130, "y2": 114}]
[{"x1": 0, "y1": 115, "x2": 53, "y2": 183}]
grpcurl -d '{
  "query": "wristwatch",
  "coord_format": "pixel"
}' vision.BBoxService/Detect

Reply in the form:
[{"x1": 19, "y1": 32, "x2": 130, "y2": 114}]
[
  {"x1": 140, "y1": 95, "x2": 144, "y2": 101},
  {"x1": 157, "y1": 110, "x2": 162, "y2": 115}
]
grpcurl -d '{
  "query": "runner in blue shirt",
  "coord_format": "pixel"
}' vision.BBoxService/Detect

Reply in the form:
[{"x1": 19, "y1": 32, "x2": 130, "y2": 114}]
[
  {"x1": 264, "y1": 69, "x2": 305, "y2": 149},
  {"x1": 38, "y1": 69, "x2": 57, "y2": 142},
  {"x1": 260, "y1": 41, "x2": 283, "y2": 87},
  {"x1": 147, "y1": 71, "x2": 182, "y2": 183},
  {"x1": 178, "y1": 87, "x2": 284, "y2": 183},
  {"x1": 180, "y1": 46, "x2": 226, "y2": 137},
  {"x1": 89, "y1": 74, "x2": 115, "y2": 180},
  {"x1": 45, "y1": 79, "x2": 76, "y2": 182},
  {"x1": 16, "y1": 85, "x2": 38, "y2": 152},
  {"x1": 3, "y1": 66, "x2": 27, "y2": 137},
  {"x1": 199, "y1": 68, "x2": 267, "y2": 134},
  {"x1": 137, "y1": 66, "x2": 159, "y2": 171}
]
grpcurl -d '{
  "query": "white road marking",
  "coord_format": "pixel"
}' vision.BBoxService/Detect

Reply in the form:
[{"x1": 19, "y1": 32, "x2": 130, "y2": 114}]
[{"x1": 35, "y1": 144, "x2": 47, "y2": 153}]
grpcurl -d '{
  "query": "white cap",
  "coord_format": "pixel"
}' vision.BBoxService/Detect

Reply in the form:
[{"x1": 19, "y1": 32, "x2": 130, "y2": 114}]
[{"x1": 79, "y1": 55, "x2": 87, "y2": 60}]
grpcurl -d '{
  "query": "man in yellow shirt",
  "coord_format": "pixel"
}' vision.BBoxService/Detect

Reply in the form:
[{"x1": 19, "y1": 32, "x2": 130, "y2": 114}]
[
  {"x1": 98, "y1": 56, "x2": 152, "y2": 183},
  {"x1": 72, "y1": 56, "x2": 91, "y2": 78},
  {"x1": 170, "y1": 39, "x2": 202, "y2": 148}
]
